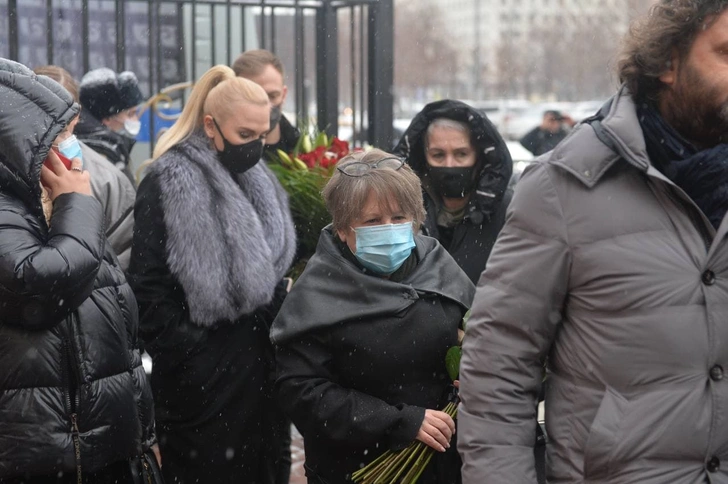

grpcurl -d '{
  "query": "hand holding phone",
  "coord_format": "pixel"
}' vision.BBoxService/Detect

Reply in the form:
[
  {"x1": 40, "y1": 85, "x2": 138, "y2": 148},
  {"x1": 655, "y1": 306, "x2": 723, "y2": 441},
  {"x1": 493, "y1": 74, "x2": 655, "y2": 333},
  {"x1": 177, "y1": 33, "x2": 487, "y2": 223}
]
[
  {"x1": 44, "y1": 148, "x2": 73, "y2": 171},
  {"x1": 40, "y1": 149, "x2": 92, "y2": 200}
]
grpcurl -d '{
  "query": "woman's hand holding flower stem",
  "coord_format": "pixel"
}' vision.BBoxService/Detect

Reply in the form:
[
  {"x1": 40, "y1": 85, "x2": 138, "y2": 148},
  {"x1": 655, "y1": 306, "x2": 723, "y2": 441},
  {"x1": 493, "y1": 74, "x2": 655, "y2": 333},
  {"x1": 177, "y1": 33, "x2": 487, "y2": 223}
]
[{"x1": 416, "y1": 409, "x2": 455, "y2": 453}]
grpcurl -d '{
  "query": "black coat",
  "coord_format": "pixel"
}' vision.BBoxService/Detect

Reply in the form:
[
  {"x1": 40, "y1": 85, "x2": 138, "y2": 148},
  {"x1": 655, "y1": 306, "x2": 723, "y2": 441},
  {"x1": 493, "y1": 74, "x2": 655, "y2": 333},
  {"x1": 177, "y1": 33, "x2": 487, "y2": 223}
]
[
  {"x1": 263, "y1": 114, "x2": 301, "y2": 162},
  {"x1": 271, "y1": 230, "x2": 475, "y2": 484},
  {"x1": 128, "y1": 136, "x2": 296, "y2": 484},
  {"x1": 393, "y1": 100, "x2": 513, "y2": 283},
  {"x1": 0, "y1": 59, "x2": 155, "y2": 479},
  {"x1": 519, "y1": 126, "x2": 568, "y2": 156}
]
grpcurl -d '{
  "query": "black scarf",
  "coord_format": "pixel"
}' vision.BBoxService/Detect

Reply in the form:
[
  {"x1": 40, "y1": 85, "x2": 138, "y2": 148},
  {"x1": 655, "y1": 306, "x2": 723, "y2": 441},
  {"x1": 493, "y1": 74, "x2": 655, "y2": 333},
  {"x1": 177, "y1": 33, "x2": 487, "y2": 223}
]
[{"x1": 638, "y1": 103, "x2": 728, "y2": 229}]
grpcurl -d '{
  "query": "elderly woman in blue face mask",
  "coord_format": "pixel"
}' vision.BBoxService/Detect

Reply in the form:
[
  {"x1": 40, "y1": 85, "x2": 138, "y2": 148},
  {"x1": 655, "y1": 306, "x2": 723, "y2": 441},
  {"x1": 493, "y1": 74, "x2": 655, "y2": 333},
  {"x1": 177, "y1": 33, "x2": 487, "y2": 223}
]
[{"x1": 271, "y1": 148, "x2": 475, "y2": 484}]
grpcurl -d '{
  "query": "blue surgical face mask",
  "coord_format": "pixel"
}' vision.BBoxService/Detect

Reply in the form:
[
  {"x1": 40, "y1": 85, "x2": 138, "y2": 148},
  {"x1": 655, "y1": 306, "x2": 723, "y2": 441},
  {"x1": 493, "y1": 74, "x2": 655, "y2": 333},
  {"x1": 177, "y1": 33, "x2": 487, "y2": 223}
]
[
  {"x1": 353, "y1": 222, "x2": 415, "y2": 275},
  {"x1": 57, "y1": 135, "x2": 83, "y2": 166}
]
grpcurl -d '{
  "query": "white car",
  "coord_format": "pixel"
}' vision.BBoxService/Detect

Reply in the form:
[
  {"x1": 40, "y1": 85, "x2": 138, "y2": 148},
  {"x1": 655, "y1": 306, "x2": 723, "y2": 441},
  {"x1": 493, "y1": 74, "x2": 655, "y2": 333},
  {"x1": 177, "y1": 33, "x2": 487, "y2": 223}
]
[{"x1": 506, "y1": 140, "x2": 535, "y2": 187}]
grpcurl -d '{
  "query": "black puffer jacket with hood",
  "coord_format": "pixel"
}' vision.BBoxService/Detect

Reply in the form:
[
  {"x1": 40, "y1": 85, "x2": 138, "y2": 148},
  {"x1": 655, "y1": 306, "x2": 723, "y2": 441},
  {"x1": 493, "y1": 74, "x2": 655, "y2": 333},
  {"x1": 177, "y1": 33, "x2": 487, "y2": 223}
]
[
  {"x1": 394, "y1": 100, "x2": 513, "y2": 283},
  {"x1": 0, "y1": 59, "x2": 155, "y2": 479}
]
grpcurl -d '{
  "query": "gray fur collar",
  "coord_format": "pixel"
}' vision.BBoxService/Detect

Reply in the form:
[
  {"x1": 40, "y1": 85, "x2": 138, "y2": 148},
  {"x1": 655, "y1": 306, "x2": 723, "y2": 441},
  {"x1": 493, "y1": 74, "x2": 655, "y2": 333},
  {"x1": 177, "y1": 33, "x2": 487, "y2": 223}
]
[{"x1": 150, "y1": 131, "x2": 296, "y2": 326}]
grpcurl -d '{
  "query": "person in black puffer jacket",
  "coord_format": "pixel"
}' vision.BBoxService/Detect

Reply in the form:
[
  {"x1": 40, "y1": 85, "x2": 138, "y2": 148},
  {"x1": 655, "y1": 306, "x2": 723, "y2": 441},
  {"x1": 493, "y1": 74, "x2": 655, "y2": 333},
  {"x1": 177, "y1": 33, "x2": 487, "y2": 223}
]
[
  {"x1": 393, "y1": 100, "x2": 513, "y2": 283},
  {"x1": 0, "y1": 58, "x2": 157, "y2": 483}
]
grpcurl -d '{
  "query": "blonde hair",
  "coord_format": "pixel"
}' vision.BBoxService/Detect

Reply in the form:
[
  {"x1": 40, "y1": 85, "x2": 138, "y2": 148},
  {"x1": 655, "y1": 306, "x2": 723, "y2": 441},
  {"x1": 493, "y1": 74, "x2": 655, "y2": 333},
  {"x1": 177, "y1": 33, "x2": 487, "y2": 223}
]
[
  {"x1": 323, "y1": 149, "x2": 426, "y2": 233},
  {"x1": 152, "y1": 64, "x2": 269, "y2": 160}
]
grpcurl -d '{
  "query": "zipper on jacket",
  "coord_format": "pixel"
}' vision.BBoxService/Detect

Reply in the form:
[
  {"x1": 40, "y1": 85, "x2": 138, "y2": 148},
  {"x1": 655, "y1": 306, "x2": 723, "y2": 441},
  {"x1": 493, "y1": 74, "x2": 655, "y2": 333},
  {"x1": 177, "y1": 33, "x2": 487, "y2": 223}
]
[
  {"x1": 64, "y1": 335, "x2": 80, "y2": 413},
  {"x1": 143, "y1": 457, "x2": 153, "y2": 484},
  {"x1": 71, "y1": 413, "x2": 83, "y2": 484},
  {"x1": 64, "y1": 317, "x2": 83, "y2": 484},
  {"x1": 61, "y1": 339, "x2": 73, "y2": 415}
]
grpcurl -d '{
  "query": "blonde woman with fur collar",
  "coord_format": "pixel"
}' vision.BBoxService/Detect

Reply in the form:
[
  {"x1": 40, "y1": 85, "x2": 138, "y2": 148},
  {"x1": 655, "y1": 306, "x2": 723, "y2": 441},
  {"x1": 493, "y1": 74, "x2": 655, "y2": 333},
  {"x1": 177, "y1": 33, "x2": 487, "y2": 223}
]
[{"x1": 128, "y1": 65, "x2": 296, "y2": 484}]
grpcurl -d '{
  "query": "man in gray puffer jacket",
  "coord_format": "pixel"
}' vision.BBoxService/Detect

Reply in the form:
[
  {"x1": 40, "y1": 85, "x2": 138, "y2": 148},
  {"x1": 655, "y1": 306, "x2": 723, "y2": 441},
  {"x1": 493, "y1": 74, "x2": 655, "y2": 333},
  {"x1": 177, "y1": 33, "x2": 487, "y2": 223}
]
[{"x1": 459, "y1": 1, "x2": 728, "y2": 483}]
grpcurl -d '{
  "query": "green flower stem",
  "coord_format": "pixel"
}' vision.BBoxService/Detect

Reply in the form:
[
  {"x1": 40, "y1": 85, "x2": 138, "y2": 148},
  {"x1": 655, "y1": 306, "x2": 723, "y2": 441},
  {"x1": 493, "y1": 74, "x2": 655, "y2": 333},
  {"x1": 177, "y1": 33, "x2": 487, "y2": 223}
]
[
  {"x1": 400, "y1": 444, "x2": 431, "y2": 483},
  {"x1": 360, "y1": 454, "x2": 396, "y2": 484},
  {"x1": 373, "y1": 446, "x2": 417, "y2": 483},
  {"x1": 358, "y1": 451, "x2": 399, "y2": 484},
  {"x1": 351, "y1": 450, "x2": 393, "y2": 481},
  {"x1": 351, "y1": 399, "x2": 460, "y2": 484},
  {"x1": 389, "y1": 443, "x2": 426, "y2": 483},
  {"x1": 408, "y1": 450, "x2": 435, "y2": 484}
]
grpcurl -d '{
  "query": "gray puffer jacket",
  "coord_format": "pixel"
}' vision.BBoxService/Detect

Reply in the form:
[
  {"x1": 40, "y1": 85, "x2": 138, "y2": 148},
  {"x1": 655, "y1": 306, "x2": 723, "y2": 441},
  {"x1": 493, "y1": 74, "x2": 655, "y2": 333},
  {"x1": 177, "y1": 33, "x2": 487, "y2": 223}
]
[{"x1": 458, "y1": 86, "x2": 728, "y2": 484}]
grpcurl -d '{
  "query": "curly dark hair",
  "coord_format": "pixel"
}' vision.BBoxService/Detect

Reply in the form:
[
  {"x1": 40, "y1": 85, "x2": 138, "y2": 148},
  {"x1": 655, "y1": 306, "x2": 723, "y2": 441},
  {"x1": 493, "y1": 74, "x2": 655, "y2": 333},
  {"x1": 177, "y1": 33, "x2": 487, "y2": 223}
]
[{"x1": 617, "y1": 0, "x2": 728, "y2": 102}]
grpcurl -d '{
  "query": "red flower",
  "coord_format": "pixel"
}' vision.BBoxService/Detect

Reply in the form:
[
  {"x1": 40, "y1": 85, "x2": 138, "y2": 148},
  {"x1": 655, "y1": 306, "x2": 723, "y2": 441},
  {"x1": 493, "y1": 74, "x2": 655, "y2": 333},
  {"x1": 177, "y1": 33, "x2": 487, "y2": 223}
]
[
  {"x1": 298, "y1": 146, "x2": 328, "y2": 168},
  {"x1": 329, "y1": 137, "x2": 350, "y2": 158},
  {"x1": 319, "y1": 151, "x2": 339, "y2": 169}
]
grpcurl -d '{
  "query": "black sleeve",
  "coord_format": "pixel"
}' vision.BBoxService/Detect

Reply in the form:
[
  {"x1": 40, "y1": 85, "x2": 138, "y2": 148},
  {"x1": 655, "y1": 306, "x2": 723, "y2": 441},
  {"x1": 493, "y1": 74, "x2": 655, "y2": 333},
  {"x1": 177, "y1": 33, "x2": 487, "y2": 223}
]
[
  {"x1": 275, "y1": 334, "x2": 424, "y2": 450},
  {"x1": 519, "y1": 127, "x2": 543, "y2": 156},
  {"x1": 127, "y1": 173, "x2": 207, "y2": 358},
  {"x1": 0, "y1": 193, "x2": 104, "y2": 330}
]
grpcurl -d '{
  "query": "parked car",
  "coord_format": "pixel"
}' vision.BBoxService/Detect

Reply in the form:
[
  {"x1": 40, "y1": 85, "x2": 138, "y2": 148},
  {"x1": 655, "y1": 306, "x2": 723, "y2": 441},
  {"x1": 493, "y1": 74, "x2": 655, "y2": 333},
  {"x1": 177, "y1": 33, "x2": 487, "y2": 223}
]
[
  {"x1": 569, "y1": 100, "x2": 607, "y2": 122},
  {"x1": 471, "y1": 98, "x2": 531, "y2": 133},
  {"x1": 506, "y1": 140, "x2": 535, "y2": 188}
]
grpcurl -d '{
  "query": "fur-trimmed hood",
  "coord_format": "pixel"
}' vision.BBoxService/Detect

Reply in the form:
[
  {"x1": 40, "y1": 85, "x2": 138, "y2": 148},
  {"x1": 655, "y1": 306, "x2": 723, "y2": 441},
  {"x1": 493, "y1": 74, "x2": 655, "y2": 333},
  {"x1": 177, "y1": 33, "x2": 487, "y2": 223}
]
[{"x1": 147, "y1": 131, "x2": 297, "y2": 326}]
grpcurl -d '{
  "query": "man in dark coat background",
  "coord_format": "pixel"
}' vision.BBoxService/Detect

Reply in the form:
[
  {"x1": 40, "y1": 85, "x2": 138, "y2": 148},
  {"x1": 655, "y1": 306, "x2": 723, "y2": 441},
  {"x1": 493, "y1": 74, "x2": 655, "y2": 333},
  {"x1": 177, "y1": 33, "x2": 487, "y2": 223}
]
[{"x1": 519, "y1": 109, "x2": 575, "y2": 156}]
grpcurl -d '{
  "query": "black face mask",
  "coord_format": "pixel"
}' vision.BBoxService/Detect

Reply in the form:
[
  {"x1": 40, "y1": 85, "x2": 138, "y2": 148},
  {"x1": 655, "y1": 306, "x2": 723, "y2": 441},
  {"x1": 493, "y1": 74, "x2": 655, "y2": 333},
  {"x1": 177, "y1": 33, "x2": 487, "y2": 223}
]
[
  {"x1": 213, "y1": 119, "x2": 263, "y2": 174},
  {"x1": 269, "y1": 104, "x2": 283, "y2": 131},
  {"x1": 427, "y1": 166, "x2": 477, "y2": 199}
]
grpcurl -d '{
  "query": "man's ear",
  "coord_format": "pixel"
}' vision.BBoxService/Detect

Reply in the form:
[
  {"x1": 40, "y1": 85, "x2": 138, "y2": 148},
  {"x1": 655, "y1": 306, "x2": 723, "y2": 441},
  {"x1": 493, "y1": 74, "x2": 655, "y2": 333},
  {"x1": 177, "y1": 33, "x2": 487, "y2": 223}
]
[
  {"x1": 659, "y1": 49, "x2": 680, "y2": 86},
  {"x1": 281, "y1": 84, "x2": 289, "y2": 104},
  {"x1": 336, "y1": 227, "x2": 347, "y2": 243}
]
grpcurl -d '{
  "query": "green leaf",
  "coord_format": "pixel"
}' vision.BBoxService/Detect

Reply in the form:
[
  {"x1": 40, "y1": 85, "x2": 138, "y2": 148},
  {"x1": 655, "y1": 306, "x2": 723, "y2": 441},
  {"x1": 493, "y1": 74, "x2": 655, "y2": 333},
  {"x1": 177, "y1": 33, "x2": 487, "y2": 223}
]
[
  {"x1": 445, "y1": 346, "x2": 462, "y2": 381},
  {"x1": 461, "y1": 309, "x2": 472, "y2": 331}
]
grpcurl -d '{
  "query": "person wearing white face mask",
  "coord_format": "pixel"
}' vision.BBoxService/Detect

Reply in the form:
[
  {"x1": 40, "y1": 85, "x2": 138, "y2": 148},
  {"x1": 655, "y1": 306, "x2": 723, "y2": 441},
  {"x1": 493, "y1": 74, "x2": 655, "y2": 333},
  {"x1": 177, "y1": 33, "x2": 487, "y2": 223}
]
[
  {"x1": 35, "y1": 65, "x2": 137, "y2": 271},
  {"x1": 75, "y1": 67, "x2": 145, "y2": 181},
  {"x1": 271, "y1": 149, "x2": 475, "y2": 484}
]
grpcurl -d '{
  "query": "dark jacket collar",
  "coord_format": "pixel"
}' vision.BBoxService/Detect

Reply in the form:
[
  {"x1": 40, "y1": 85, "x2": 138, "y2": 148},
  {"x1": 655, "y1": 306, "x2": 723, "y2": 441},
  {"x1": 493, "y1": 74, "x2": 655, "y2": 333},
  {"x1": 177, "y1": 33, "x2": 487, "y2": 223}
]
[
  {"x1": 75, "y1": 111, "x2": 133, "y2": 166},
  {"x1": 270, "y1": 226, "x2": 475, "y2": 345}
]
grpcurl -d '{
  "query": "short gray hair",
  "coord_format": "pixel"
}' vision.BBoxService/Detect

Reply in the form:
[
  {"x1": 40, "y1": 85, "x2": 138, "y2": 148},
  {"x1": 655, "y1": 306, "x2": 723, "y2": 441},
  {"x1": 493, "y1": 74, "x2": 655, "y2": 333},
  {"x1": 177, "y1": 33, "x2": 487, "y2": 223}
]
[
  {"x1": 323, "y1": 149, "x2": 426, "y2": 233},
  {"x1": 425, "y1": 118, "x2": 470, "y2": 147}
]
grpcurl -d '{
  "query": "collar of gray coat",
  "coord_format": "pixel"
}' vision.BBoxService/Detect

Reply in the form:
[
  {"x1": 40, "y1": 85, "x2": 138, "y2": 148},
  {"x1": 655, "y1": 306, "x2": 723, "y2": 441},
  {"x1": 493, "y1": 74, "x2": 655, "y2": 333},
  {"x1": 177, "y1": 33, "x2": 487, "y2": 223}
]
[
  {"x1": 270, "y1": 227, "x2": 475, "y2": 345},
  {"x1": 547, "y1": 85, "x2": 656, "y2": 189},
  {"x1": 148, "y1": 131, "x2": 297, "y2": 327}
]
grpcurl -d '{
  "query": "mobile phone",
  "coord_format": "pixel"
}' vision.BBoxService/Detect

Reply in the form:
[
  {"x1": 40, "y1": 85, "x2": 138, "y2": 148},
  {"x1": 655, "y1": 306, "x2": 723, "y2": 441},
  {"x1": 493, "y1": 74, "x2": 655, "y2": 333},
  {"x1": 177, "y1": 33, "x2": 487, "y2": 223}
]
[{"x1": 44, "y1": 148, "x2": 73, "y2": 171}]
